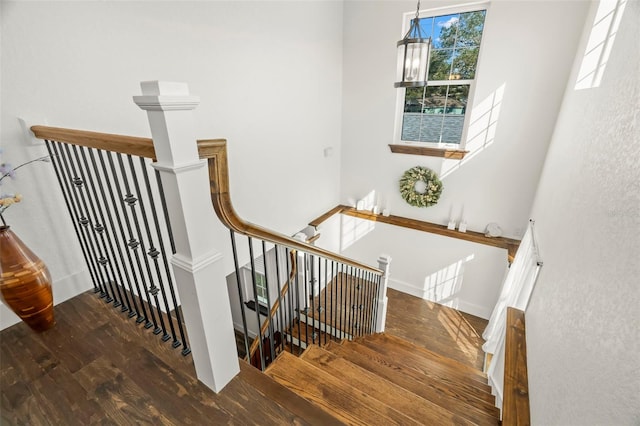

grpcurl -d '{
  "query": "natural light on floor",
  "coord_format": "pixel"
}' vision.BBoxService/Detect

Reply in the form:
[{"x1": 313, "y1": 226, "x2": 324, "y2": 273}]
[
  {"x1": 575, "y1": 0, "x2": 627, "y2": 90},
  {"x1": 440, "y1": 83, "x2": 505, "y2": 179},
  {"x1": 437, "y1": 306, "x2": 483, "y2": 365}
]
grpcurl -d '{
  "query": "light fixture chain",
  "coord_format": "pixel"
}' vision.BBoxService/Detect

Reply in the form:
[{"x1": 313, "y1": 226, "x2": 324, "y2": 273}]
[{"x1": 415, "y1": 0, "x2": 421, "y2": 21}]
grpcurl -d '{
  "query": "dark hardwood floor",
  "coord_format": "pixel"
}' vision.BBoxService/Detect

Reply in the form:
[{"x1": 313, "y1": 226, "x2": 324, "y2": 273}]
[{"x1": 1, "y1": 287, "x2": 488, "y2": 424}]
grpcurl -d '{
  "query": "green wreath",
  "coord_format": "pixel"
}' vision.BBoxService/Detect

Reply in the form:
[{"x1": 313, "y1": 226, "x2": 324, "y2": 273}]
[{"x1": 399, "y1": 166, "x2": 443, "y2": 207}]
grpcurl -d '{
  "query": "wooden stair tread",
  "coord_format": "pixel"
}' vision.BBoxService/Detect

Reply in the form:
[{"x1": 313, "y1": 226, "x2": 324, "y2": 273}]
[
  {"x1": 368, "y1": 333, "x2": 489, "y2": 383},
  {"x1": 325, "y1": 341, "x2": 499, "y2": 425},
  {"x1": 300, "y1": 345, "x2": 477, "y2": 425},
  {"x1": 265, "y1": 351, "x2": 421, "y2": 426},
  {"x1": 237, "y1": 360, "x2": 343, "y2": 425},
  {"x1": 341, "y1": 339, "x2": 499, "y2": 416},
  {"x1": 360, "y1": 334, "x2": 493, "y2": 394}
]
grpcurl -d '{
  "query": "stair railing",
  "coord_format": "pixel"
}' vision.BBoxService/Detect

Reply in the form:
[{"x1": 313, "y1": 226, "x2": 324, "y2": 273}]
[
  {"x1": 28, "y1": 81, "x2": 389, "y2": 390},
  {"x1": 198, "y1": 139, "x2": 384, "y2": 370},
  {"x1": 30, "y1": 126, "x2": 190, "y2": 355},
  {"x1": 245, "y1": 249, "x2": 297, "y2": 363}
]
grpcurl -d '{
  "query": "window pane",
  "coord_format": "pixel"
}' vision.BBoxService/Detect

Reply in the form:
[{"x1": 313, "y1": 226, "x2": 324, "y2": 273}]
[
  {"x1": 428, "y1": 49, "x2": 454, "y2": 80},
  {"x1": 451, "y1": 47, "x2": 479, "y2": 79},
  {"x1": 401, "y1": 84, "x2": 469, "y2": 144},
  {"x1": 416, "y1": 17, "x2": 435, "y2": 40},
  {"x1": 401, "y1": 113, "x2": 444, "y2": 143},
  {"x1": 404, "y1": 87, "x2": 424, "y2": 112},
  {"x1": 432, "y1": 14, "x2": 460, "y2": 49},
  {"x1": 427, "y1": 10, "x2": 485, "y2": 81},
  {"x1": 455, "y1": 11, "x2": 486, "y2": 47},
  {"x1": 422, "y1": 85, "x2": 448, "y2": 114},
  {"x1": 444, "y1": 85, "x2": 469, "y2": 115}
]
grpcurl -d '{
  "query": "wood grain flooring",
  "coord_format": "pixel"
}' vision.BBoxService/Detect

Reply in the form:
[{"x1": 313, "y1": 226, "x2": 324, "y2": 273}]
[
  {"x1": 0, "y1": 291, "x2": 334, "y2": 425},
  {"x1": 1, "y1": 285, "x2": 490, "y2": 425},
  {"x1": 385, "y1": 287, "x2": 488, "y2": 370}
]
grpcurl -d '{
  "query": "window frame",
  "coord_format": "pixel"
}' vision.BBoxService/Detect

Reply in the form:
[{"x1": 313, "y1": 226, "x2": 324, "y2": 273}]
[
  {"x1": 242, "y1": 267, "x2": 269, "y2": 307},
  {"x1": 393, "y1": 2, "x2": 490, "y2": 153}
]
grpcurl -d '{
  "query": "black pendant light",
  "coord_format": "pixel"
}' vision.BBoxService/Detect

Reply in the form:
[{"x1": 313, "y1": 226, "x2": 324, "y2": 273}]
[{"x1": 395, "y1": 0, "x2": 431, "y2": 88}]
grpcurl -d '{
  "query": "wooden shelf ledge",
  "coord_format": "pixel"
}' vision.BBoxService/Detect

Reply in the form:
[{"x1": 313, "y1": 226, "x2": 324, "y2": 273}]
[
  {"x1": 309, "y1": 205, "x2": 520, "y2": 262},
  {"x1": 389, "y1": 144, "x2": 468, "y2": 159}
]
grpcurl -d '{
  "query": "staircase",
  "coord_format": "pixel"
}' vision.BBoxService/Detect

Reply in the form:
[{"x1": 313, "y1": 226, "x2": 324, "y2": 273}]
[{"x1": 261, "y1": 333, "x2": 500, "y2": 425}]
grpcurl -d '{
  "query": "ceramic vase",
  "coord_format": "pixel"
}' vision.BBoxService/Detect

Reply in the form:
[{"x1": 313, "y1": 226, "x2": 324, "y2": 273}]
[{"x1": 0, "y1": 226, "x2": 55, "y2": 332}]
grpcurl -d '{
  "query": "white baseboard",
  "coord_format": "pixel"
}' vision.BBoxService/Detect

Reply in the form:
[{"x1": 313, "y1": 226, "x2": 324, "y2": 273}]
[
  {"x1": 388, "y1": 278, "x2": 491, "y2": 320},
  {"x1": 1, "y1": 269, "x2": 93, "y2": 330}
]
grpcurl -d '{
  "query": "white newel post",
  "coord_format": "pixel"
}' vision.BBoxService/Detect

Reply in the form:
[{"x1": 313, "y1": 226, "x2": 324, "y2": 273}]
[
  {"x1": 375, "y1": 255, "x2": 392, "y2": 332},
  {"x1": 133, "y1": 81, "x2": 239, "y2": 392}
]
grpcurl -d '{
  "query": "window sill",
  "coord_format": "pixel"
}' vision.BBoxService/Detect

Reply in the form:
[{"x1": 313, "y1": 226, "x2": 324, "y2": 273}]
[
  {"x1": 244, "y1": 300, "x2": 269, "y2": 316},
  {"x1": 388, "y1": 144, "x2": 468, "y2": 159}
]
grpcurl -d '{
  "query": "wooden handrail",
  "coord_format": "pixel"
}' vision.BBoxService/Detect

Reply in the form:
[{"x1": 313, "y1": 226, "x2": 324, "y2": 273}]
[
  {"x1": 28, "y1": 125, "x2": 381, "y2": 275},
  {"x1": 247, "y1": 250, "x2": 298, "y2": 360},
  {"x1": 503, "y1": 307, "x2": 530, "y2": 425},
  {"x1": 197, "y1": 139, "x2": 382, "y2": 275},
  {"x1": 31, "y1": 126, "x2": 156, "y2": 160}
]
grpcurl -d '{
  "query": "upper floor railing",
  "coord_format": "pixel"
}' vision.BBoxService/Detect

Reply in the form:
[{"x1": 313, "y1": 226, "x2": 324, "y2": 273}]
[{"x1": 31, "y1": 125, "x2": 189, "y2": 355}]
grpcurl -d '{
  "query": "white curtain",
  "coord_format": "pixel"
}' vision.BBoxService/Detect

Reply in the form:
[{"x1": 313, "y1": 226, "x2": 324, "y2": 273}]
[{"x1": 483, "y1": 220, "x2": 542, "y2": 410}]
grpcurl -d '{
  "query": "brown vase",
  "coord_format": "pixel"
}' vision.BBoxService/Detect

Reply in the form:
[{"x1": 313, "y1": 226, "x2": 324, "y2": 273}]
[{"x1": 0, "y1": 225, "x2": 55, "y2": 332}]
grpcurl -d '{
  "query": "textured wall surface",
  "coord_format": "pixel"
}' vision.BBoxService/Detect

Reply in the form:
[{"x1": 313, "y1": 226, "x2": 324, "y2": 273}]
[{"x1": 526, "y1": 0, "x2": 640, "y2": 423}]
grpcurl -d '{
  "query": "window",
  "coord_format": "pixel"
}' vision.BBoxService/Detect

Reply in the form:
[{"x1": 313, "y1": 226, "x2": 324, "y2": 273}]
[
  {"x1": 395, "y1": 5, "x2": 487, "y2": 150},
  {"x1": 254, "y1": 272, "x2": 268, "y2": 305}
]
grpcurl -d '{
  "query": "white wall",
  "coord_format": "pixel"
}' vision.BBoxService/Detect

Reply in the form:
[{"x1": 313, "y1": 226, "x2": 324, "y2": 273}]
[
  {"x1": 340, "y1": 0, "x2": 590, "y2": 239},
  {"x1": 0, "y1": 1, "x2": 344, "y2": 328},
  {"x1": 526, "y1": 0, "x2": 640, "y2": 423},
  {"x1": 316, "y1": 214, "x2": 508, "y2": 319}
]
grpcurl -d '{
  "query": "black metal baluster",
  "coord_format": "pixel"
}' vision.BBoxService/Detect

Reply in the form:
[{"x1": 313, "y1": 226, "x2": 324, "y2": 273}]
[
  {"x1": 115, "y1": 154, "x2": 155, "y2": 328},
  {"x1": 294, "y1": 252, "x2": 302, "y2": 354},
  {"x1": 310, "y1": 254, "x2": 316, "y2": 345},
  {"x1": 230, "y1": 230, "x2": 250, "y2": 361},
  {"x1": 46, "y1": 141, "x2": 100, "y2": 292},
  {"x1": 97, "y1": 150, "x2": 141, "y2": 319},
  {"x1": 303, "y1": 253, "x2": 310, "y2": 348},
  {"x1": 154, "y1": 170, "x2": 176, "y2": 254},
  {"x1": 79, "y1": 146, "x2": 127, "y2": 310},
  {"x1": 350, "y1": 266, "x2": 357, "y2": 339},
  {"x1": 369, "y1": 272, "x2": 375, "y2": 334},
  {"x1": 351, "y1": 268, "x2": 359, "y2": 338},
  {"x1": 153, "y1": 170, "x2": 189, "y2": 354},
  {"x1": 248, "y1": 237, "x2": 265, "y2": 370},
  {"x1": 286, "y1": 248, "x2": 294, "y2": 354},
  {"x1": 358, "y1": 269, "x2": 365, "y2": 337},
  {"x1": 338, "y1": 264, "x2": 344, "y2": 339},
  {"x1": 86, "y1": 147, "x2": 133, "y2": 314},
  {"x1": 137, "y1": 157, "x2": 176, "y2": 343},
  {"x1": 274, "y1": 245, "x2": 284, "y2": 354},
  {"x1": 323, "y1": 258, "x2": 328, "y2": 346},
  {"x1": 106, "y1": 152, "x2": 150, "y2": 324},
  {"x1": 127, "y1": 156, "x2": 168, "y2": 338},
  {"x1": 61, "y1": 144, "x2": 110, "y2": 299},
  {"x1": 72, "y1": 145, "x2": 122, "y2": 305},
  {"x1": 261, "y1": 241, "x2": 276, "y2": 364},
  {"x1": 372, "y1": 275, "x2": 381, "y2": 332},
  {"x1": 330, "y1": 261, "x2": 336, "y2": 342},
  {"x1": 364, "y1": 272, "x2": 372, "y2": 334}
]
